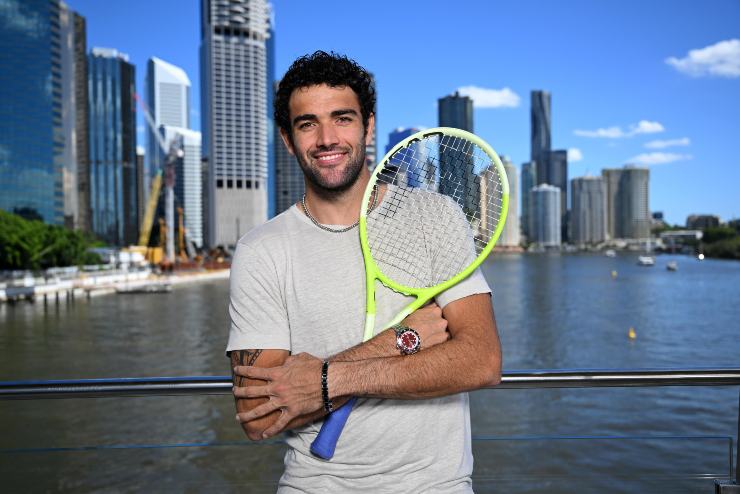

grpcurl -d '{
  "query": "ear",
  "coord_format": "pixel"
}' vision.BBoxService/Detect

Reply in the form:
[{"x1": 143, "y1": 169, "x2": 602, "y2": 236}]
[
  {"x1": 365, "y1": 112, "x2": 375, "y2": 144},
  {"x1": 279, "y1": 128, "x2": 295, "y2": 156}
]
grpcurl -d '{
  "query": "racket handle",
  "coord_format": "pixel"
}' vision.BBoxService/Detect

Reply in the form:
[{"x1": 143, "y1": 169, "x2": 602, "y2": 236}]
[{"x1": 310, "y1": 397, "x2": 357, "y2": 459}]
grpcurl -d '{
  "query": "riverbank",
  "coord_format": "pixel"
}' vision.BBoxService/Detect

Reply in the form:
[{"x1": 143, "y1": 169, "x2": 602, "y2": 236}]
[{"x1": 0, "y1": 268, "x2": 229, "y2": 304}]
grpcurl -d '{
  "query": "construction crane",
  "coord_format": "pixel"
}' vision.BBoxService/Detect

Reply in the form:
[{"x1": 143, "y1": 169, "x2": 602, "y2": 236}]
[{"x1": 133, "y1": 92, "x2": 179, "y2": 263}]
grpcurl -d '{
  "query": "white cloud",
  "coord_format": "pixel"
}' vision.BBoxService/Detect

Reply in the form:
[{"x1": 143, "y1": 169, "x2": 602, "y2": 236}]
[
  {"x1": 456, "y1": 86, "x2": 520, "y2": 108},
  {"x1": 631, "y1": 120, "x2": 664, "y2": 134},
  {"x1": 567, "y1": 148, "x2": 583, "y2": 162},
  {"x1": 574, "y1": 120, "x2": 664, "y2": 138},
  {"x1": 136, "y1": 125, "x2": 145, "y2": 135},
  {"x1": 666, "y1": 39, "x2": 740, "y2": 78},
  {"x1": 644, "y1": 137, "x2": 690, "y2": 149},
  {"x1": 627, "y1": 152, "x2": 693, "y2": 166}
]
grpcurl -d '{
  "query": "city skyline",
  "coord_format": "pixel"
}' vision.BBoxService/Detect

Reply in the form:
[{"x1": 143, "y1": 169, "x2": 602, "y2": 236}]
[{"x1": 9, "y1": 0, "x2": 740, "y2": 227}]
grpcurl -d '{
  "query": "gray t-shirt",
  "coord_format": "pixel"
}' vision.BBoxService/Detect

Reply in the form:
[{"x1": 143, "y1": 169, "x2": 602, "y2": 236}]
[{"x1": 227, "y1": 192, "x2": 491, "y2": 493}]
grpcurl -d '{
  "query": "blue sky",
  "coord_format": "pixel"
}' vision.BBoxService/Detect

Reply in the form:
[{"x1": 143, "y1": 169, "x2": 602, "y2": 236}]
[{"x1": 68, "y1": 0, "x2": 740, "y2": 225}]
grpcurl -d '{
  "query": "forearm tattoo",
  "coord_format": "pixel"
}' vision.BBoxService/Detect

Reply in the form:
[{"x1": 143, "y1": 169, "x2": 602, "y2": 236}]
[{"x1": 230, "y1": 349, "x2": 263, "y2": 387}]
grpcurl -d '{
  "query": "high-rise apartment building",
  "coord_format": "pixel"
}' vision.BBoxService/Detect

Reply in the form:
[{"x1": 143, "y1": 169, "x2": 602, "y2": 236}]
[
  {"x1": 498, "y1": 156, "x2": 520, "y2": 247},
  {"x1": 520, "y1": 161, "x2": 536, "y2": 239},
  {"x1": 602, "y1": 166, "x2": 650, "y2": 240},
  {"x1": 200, "y1": 0, "x2": 273, "y2": 247},
  {"x1": 273, "y1": 96, "x2": 303, "y2": 215},
  {"x1": 530, "y1": 184, "x2": 561, "y2": 248},
  {"x1": 265, "y1": 14, "x2": 276, "y2": 218},
  {"x1": 549, "y1": 149, "x2": 568, "y2": 241},
  {"x1": 88, "y1": 48, "x2": 138, "y2": 246},
  {"x1": 0, "y1": 0, "x2": 72, "y2": 225},
  {"x1": 145, "y1": 58, "x2": 191, "y2": 190},
  {"x1": 161, "y1": 126, "x2": 203, "y2": 248},
  {"x1": 438, "y1": 92, "x2": 477, "y2": 212},
  {"x1": 60, "y1": 3, "x2": 89, "y2": 231},
  {"x1": 571, "y1": 176, "x2": 606, "y2": 245},
  {"x1": 531, "y1": 90, "x2": 551, "y2": 186},
  {"x1": 384, "y1": 127, "x2": 426, "y2": 187}
]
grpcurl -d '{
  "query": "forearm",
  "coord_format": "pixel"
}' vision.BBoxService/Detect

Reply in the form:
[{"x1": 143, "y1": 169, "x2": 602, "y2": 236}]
[
  {"x1": 329, "y1": 328, "x2": 500, "y2": 400},
  {"x1": 330, "y1": 293, "x2": 501, "y2": 400}
]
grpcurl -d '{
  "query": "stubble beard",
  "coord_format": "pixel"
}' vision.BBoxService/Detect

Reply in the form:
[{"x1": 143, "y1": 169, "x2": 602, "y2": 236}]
[{"x1": 297, "y1": 138, "x2": 367, "y2": 198}]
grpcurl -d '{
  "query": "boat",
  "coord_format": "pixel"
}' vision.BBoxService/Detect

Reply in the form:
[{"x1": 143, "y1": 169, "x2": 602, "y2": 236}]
[
  {"x1": 605, "y1": 249, "x2": 616, "y2": 258},
  {"x1": 637, "y1": 256, "x2": 655, "y2": 267},
  {"x1": 666, "y1": 261, "x2": 678, "y2": 271}
]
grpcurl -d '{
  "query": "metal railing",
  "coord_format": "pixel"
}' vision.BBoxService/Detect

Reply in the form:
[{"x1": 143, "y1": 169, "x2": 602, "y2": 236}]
[
  {"x1": 2, "y1": 368, "x2": 739, "y2": 491},
  {"x1": 2, "y1": 367, "x2": 739, "y2": 399}
]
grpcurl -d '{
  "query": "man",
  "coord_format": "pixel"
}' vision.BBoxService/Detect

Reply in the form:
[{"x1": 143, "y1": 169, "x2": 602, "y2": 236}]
[{"x1": 227, "y1": 51, "x2": 502, "y2": 492}]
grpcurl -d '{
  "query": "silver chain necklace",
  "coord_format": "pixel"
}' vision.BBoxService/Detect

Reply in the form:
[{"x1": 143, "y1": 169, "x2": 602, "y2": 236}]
[{"x1": 301, "y1": 186, "x2": 379, "y2": 233}]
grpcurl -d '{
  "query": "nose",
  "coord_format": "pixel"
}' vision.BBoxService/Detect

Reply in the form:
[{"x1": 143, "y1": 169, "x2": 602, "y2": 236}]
[{"x1": 316, "y1": 123, "x2": 339, "y2": 149}]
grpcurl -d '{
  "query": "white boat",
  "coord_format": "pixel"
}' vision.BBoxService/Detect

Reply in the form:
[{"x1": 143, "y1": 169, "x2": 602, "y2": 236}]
[
  {"x1": 666, "y1": 261, "x2": 678, "y2": 271},
  {"x1": 605, "y1": 249, "x2": 616, "y2": 258},
  {"x1": 637, "y1": 256, "x2": 655, "y2": 266}
]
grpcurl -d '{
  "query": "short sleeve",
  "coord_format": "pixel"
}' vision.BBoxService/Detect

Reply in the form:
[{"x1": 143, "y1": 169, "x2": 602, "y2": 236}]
[
  {"x1": 226, "y1": 240, "x2": 291, "y2": 354},
  {"x1": 435, "y1": 267, "x2": 491, "y2": 309}
]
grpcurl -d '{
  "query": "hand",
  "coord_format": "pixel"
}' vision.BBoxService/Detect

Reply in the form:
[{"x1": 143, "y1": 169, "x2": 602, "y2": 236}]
[
  {"x1": 233, "y1": 352, "x2": 323, "y2": 438},
  {"x1": 401, "y1": 302, "x2": 449, "y2": 350}
]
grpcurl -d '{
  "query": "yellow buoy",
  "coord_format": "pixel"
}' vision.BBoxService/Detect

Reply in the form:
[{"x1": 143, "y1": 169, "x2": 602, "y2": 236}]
[
  {"x1": 611, "y1": 270, "x2": 618, "y2": 279},
  {"x1": 628, "y1": 327, "x2": 636, "y2": 339}
]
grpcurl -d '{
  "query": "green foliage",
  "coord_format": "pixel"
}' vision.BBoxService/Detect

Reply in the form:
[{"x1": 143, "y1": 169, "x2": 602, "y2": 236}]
[
  {"x1": 703, "y1": 236, "x2": 740, "y2": 260},
  {"x1": 702, "y1": 226, "x2": 736, "y2": 244},
  {"x1": 0, "y1": 210, "x2": 102, "y2": 270}
]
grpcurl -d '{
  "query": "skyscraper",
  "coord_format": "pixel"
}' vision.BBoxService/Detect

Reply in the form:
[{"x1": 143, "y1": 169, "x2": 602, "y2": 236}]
[
  {"x1": 60, "y1": 3, "x2": 89, "y2": 231},
  {"x1": 602, "y1": 166, "x2": 650, "y2": 240},
  {"x1": 0, "y1": 0, "x2": 72, "y2": 225},
  {"x1": 520, "y1": 161, "x2": 536, "y2": 239},
  {"x1": 549, "y1": 149, "x2": 568, "y2": 240},
  {"x1": 88, "y1": 48, "x2": 138, "y2": 246},
  {"x1": 531, "y1": 90, "x2": 551, "y2": 186},
  {"x1": 145, "y1": 57, "x2": 191, "y2": 190},
  {"x1": 265, "y1": 12, "x2": 276, "y2": 218},
  {"x1": 161, "y1": 126, "x2": 204, "y2": 248},
  {"x1": 273, "y1": 82, "x2": 304, "y2": 215},
  {"x1": 571, "y1": 176, "x2": 606, "y2": 246},
  {"x1": 438, "y1": 92, "x2": 477, "y2": 212},
  {"x1": 200, "y1": 0, "x2": 273, "y2": 247},
  {"x1": 530, "y1": 184, "x2": 561, "y2": 248},
  {"x1": 498, "y1": 156, "x2": 520, "y2": 247},
  {"x1": 385, "y1": 127, "x2": 425, "y2": 188}
]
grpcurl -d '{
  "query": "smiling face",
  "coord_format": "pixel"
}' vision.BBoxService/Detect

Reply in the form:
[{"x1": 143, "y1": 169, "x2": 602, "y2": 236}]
[{"x1": 280, "y1": 84, "x2": 374, "y2": 194}]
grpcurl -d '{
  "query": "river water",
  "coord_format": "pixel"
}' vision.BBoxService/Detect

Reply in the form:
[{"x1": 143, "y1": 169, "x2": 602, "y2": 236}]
[{"x1": 1, "y1": 253, "x2": 738, "y2": 493}]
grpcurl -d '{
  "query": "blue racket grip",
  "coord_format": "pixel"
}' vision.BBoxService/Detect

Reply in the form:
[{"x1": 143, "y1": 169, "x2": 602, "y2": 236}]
[{"x1": 310, "y1": 397, "x2": 357, "y2": 459}]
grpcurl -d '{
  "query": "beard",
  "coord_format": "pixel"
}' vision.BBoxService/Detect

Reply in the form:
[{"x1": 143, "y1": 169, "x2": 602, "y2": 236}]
[{"x1": 296, "y1": 140, "x2": 367, "y2": 196}]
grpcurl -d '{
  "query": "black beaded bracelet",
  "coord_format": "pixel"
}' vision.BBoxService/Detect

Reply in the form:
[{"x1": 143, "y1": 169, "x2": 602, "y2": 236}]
[{"x1": 321, "y1": 360, "x2": 334, "y2": 413}]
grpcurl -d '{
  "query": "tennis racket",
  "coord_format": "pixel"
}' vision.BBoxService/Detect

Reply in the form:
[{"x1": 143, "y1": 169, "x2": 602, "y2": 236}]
[{"x1": 310, "y1": 127, "x2": 509, "y2": 460}]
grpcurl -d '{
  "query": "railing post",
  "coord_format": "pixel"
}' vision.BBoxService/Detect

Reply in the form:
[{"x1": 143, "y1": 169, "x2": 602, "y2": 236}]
[{"x1": 714, "y1": 390, "x2": 740, "y2": 493}]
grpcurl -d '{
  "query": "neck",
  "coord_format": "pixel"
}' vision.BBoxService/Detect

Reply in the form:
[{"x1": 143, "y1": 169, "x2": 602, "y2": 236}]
[{"x1": 301, "y1": 171, "x2": 371, "y2": 226}]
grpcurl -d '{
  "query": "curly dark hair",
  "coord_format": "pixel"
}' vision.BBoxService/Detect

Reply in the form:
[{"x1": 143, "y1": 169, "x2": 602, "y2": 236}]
[{"x1": 274, "y1": 51, "x2": 376, "y2": 139}]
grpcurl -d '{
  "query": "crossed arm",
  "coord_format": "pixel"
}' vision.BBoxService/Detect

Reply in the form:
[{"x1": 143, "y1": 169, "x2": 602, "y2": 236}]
[{"x1": 230, "y1": 292, "x2": 501, "y2": 441}]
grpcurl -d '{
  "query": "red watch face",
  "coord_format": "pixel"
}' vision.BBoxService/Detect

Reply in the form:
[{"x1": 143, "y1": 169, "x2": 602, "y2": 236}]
[{"x1": 400, "y1": 331, "x2": 419, "y2": 350}]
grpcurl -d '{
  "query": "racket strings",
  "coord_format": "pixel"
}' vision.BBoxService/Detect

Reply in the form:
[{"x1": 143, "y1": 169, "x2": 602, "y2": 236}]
[{"x1": 366, "y1": 134, "x2": 506, "y2": 290}]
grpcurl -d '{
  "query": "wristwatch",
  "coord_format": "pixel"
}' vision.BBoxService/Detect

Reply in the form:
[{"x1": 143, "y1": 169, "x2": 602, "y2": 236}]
[{"x1": 393, "y1": 324, "x2": 421, "y2": 355}]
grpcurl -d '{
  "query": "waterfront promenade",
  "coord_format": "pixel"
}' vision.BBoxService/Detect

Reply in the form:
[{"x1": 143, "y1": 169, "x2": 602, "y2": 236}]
[{"x1": 1, "y1": 252, "x2": 738, "y2": 492}]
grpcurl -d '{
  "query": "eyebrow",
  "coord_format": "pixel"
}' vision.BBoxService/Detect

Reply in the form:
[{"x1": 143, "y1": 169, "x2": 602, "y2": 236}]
[{"x1": 292, "y1": 108, "x2": 359, "y2": 126}]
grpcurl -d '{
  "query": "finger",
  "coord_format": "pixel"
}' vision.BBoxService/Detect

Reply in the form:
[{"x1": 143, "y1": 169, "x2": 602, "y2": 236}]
[
  {"x1": 261, "y1": 410, "x2": 292, "y2": 439},
  {"x1": 233, "y1": 384, "x2": 271, "y2": 399},
  {"x1": 234, "y1": 365, "x2": 273, "y2": 380},
  {"x1": 236, "y1": 401, "x2": 278, "y2": 423}
]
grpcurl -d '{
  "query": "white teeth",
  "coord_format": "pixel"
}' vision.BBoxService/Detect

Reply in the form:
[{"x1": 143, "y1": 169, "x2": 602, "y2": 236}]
[{"x1": 317, "y1": 153, "x2": 342, "y2": 161}]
